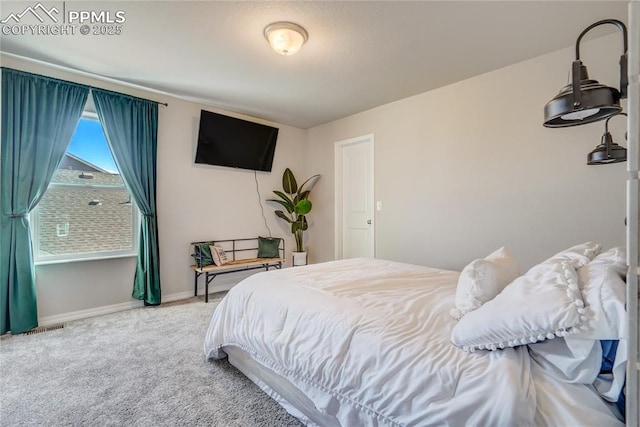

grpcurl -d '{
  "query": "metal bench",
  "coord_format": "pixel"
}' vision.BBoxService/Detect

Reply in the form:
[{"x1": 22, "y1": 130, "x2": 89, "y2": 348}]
[{"x1": 191, "y1": 238, "x2": 284, "y2": 302}]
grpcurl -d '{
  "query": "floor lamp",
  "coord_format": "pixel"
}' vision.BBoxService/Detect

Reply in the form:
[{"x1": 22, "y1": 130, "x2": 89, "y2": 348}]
[
  {"x1": 627, "y1": 3, "x2": 639, "y2": 426},
  {"x1": 543, "y1": 10, "x2": 639, "y2": 426}
]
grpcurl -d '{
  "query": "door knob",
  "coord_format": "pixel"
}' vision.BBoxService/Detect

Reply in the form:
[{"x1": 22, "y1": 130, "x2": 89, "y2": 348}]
[{"x1": 367, "y1": 219, "x2": 372, "y2": 224}]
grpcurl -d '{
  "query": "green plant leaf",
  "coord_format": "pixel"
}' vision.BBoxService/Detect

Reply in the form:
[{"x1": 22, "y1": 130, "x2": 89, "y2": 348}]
[
  {"x1": 297, "y1": 190, "x2": 310, "y2": 201},
  {"x1": 268, "y1": 199, "x2": 294, "y2": 214},
  {"x1": 294, "y1": 199, "x2": 312, "y2": 215},
  {"x1": 269, "y1": 191, "x2": 295, "y2": 213},
  {"x1": 275, "y1": 210, "x2": 292, "y2": 223},
  {"x1": 298, "y1": 174, "x2": 320, "y2": 193},
  {"x1": 282, "y1": 168, "x2": 298, "y2": 195},
  {"x1": 291, "y1": 222, "x2": 299, "y2": 233},
  {"x1": 272, "y1": 190, "x2": 294, "y2": 204},
  {"x1": 301, "y1": 216, "x2": 308, "y2": 230}
]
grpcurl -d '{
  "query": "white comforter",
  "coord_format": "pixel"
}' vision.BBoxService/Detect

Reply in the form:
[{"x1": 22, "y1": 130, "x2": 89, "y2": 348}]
[{"x1": 204, "y1": 258, "x2": 622, "y2": 426}]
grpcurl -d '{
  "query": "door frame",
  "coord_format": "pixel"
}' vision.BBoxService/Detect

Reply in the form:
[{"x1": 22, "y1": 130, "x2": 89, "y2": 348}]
[{"x1": 334, "y1": 134, "x2": 375, "y2": 260}]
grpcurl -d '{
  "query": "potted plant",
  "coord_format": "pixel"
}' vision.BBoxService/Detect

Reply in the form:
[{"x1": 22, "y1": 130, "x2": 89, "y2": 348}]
[{"x1": 269, "y1": 168, "x2": 320, "y2": 266}]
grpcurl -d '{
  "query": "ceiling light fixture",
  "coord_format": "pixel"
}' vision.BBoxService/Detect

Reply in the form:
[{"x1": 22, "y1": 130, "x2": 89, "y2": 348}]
[
  {"x1": 264, "y1": 22, "x2": 308, "y2": 56},
  {"x1": 543, "y1": 19, "x2": 628, "y2": 128},
  {"x1": 587, "y1": 112, "x2": 627, "y2": 165}
]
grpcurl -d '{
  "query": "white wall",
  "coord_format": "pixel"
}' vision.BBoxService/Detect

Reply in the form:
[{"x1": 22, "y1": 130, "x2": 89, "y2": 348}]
[
  {"x1": 1, "y1": 54, "x2": 308, "y2": 321},
  {"x1": 307, "y1": 33, "x2": 627, "y2": 271},
  {"x1": 156, "y1": 96, "x2": 308, "y2": 299}
]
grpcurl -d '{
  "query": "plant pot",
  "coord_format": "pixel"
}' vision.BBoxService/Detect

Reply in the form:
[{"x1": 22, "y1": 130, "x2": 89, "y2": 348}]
[{"x1": 292, "y1": 251, "x2": 308, "y2": 267}]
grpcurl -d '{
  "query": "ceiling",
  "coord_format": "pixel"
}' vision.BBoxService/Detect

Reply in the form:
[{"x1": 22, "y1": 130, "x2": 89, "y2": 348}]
[{"x1": 0, "y1": 1, "x2": 629, "y2": 129}]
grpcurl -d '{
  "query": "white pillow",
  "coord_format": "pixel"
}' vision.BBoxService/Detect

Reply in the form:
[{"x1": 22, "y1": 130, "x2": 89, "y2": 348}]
[
  {"x1": 209, "y1": 245, "x2": 229, "y2": 266},
  {"x1": 451, "y1": 259, "x2": 587, "y2": 352},
  {"x1": 588, "y1": 246, "x2": 626, "y2": 276},
  {"x1": 572, "y1": 247, "x2": 627, "y2": 340},
  {"x1": 450, "y1": 247, "x2": 519, "y2": 320},
  {"x1": 540, "y1": 241, "x2": 602, "y2": 269}
]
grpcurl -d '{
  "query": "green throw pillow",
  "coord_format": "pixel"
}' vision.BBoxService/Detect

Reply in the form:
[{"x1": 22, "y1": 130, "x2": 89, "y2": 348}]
[
  {"x1": 258, "y1": 237, "x2": 281, "y2": 258},
  {"x1": 195, "y1": 242, "x2": 215, "y2": 267}
]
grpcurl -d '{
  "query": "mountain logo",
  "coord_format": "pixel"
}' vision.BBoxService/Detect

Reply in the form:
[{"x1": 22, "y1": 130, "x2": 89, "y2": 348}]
[{"x1": 1, "y1": 2, "x2": 60, "y2": 24}]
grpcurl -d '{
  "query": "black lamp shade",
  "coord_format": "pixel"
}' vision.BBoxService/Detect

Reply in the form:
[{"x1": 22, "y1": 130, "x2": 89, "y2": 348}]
[
  {"x1": 587, "y1": 132, "x2": 627, "y2": 165},
  {"x1": 587, "y1": 112, "x2": 628, "y2": 165},
  {"x1": 543, "y1": 19, "x2": 627, "y2": 129},
  {"x1": 544, "y1": 80, "x2": 622, "y2": 128}
]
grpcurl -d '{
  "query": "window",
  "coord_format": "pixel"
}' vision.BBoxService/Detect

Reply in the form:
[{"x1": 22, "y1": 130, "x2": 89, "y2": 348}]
[{"x1": 32, "y1": 113, "x2": 139, "y2": 264}]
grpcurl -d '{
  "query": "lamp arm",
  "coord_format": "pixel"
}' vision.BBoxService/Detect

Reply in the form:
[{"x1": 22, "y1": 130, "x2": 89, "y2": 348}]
[
  {"x1": 571, "y1": 60, "x2": 583, "y2": 107},
  {"x1": 573, "y1": 19, "x2": 628, "y2": 100},
  {"x1": 604, "y1": 112, "x2": 628, "y2": 134},
  {"x1": 619, "y1": 50, "x2": 628, "y2": 98},
  {"x1": 575, "y1": 19, "x2": 627, "y2": 60}
]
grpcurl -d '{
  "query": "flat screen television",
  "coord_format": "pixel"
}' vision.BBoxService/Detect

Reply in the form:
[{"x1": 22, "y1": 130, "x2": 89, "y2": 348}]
[{"x1": 195, "y1": 110, "x2": 279, "y2": 172}]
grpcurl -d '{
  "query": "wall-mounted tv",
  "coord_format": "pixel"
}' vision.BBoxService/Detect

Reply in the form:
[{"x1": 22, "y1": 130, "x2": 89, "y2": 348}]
[{"x1": 195, "y1": 110, "x2": 279, "y2": 172}]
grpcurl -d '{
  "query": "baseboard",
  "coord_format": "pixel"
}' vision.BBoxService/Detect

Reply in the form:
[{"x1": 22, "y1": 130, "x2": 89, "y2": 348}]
[
  {"x1": 161, "y1": 282, "x2": 234, "y2": 303},
  {"x1": 38, "y1": 300, "x2": 144, "y2": 327},
  {"x1": 38, "y1": 283, "x2": 234, "y2": 327}
]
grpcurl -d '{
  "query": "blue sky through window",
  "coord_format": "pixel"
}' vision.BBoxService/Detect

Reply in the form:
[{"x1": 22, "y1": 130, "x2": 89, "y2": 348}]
[{"x1": 66, "y1": 118, "x2": 118, "y2": 174}]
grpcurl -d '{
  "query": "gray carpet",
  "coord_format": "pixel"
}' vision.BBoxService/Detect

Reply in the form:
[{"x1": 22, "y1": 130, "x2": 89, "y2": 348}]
[{"x1": 0, "y1": 294, "x2": 303, "y2": 426}]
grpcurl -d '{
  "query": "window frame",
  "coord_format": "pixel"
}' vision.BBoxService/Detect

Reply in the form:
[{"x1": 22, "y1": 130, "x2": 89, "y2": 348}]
[{"x1": 31, "y1": 113, "x2": 140, "y2": 265}]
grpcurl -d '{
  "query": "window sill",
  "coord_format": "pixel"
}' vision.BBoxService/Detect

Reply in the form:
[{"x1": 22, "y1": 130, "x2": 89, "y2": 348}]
[{"x1": 34, "y1": 252, "x2": 137, "y2": 266}]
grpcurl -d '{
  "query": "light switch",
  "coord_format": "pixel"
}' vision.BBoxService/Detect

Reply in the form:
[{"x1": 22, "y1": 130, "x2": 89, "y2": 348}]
[{"x1": 376, "y1": 201, "x2": 383, "y2": 211}]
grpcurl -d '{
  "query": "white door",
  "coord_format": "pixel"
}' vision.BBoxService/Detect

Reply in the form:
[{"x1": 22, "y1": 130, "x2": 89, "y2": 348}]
[{"x1": 335, "y1": 135, "x2": 374, "y2": 259}]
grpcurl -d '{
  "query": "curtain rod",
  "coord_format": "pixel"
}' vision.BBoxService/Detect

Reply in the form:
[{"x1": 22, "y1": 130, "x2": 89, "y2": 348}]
[{"x1": 0, "y1": 54, "x2": 168, "y2": 107}]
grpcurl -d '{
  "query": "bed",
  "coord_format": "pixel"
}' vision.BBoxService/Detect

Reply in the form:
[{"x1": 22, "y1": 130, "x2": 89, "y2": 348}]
[{"x1": 204, "y1": 243, "x2": 627, "y2": 426}]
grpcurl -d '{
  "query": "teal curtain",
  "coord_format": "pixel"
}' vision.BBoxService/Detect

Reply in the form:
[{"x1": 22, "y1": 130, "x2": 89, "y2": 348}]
[
  {"x1": 91, "y1": 89, "x2": 161, "y2": 305},
  {"x1": 0, "y1": 68, "x2": 89, "y2": 334}
]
